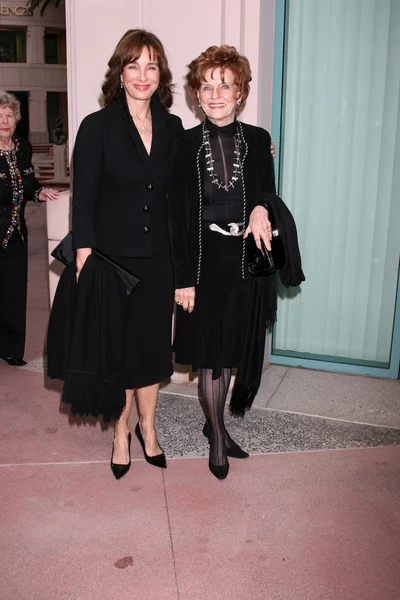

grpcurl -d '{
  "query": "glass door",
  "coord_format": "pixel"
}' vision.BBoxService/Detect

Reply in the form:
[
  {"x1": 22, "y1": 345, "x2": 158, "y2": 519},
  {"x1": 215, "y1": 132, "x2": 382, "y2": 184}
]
[{"x1": 270, "y1": 0, "x2": 400, "y2": 378}]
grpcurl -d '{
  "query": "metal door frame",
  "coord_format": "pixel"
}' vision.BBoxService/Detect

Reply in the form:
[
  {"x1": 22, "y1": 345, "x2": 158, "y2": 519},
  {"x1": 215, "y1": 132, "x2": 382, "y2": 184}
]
[{"x1": 269, "y1": 0, "x2": 400, "y2": 379}]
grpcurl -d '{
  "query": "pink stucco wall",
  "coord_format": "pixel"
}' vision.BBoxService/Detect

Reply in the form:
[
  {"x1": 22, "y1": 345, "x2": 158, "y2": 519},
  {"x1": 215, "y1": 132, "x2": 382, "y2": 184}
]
[
  {"x1": 65, "y1": 0, "x2": 276, "y2": 148},
  {"x1": 47, "y1": 0, "x2": 277, "y2": 379}
]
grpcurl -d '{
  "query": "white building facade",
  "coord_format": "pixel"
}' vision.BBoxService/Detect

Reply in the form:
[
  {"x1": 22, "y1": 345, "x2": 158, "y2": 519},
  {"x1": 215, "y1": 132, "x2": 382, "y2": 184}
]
[
  {"x1": 0, "y1": 0, "x2": 67, "y2": 143},
  {"x1": 44, "y1": 0, "x2": 400, "y2": 379}
]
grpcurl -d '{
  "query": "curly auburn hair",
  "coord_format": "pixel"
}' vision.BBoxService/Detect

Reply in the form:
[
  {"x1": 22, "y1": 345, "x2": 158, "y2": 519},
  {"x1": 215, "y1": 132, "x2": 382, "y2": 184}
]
[
  {"x1": 102, "y1": 29, "x2": 174, "y2": 108},
  {"x1": 186, "y1": 45, "x2": 252, "y2": 105}
]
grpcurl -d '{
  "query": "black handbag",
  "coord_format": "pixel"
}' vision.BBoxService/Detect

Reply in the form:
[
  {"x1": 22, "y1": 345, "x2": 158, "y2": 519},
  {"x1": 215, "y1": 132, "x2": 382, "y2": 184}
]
[
  {"x1": 51, "y1": 232, "x2": 141, "y2": 298},
  {"x1": 51, "y1": 231, "x2": 75, "y2": 266},
  {"x1": 247, "y1": 204, "x2": 285, "y2": 277}
]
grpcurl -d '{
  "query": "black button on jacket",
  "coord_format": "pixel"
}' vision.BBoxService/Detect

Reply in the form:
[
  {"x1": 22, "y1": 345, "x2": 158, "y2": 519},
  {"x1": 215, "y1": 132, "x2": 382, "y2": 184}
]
[{"x1": 72, "y1": 93, "x2": 183, "y2": 257}]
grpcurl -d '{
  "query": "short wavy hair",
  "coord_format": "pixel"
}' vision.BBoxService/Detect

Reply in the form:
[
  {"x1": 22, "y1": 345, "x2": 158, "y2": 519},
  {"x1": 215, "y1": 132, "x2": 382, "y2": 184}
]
[
  {"x1": 102, "y1": 29, "x2": 174, "y2": 108},
  {"x1": 0, "y1": 90, "x2": 21, "y2": 122},
  {"x1": 186, "y1": 45, "x2": 252, "y2": 105}
]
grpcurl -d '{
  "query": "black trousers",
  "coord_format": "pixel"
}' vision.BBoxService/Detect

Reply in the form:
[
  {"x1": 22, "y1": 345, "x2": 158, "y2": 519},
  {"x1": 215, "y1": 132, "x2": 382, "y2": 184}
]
[{"x1": 0, "y1": 232, "x2": 28, "y2": 359}]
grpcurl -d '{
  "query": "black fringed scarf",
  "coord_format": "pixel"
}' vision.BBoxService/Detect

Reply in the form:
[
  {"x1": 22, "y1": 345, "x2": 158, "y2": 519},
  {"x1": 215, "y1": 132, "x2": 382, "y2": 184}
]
[
  {"x1": 229, "y1": 275, "x2": 276, "y2": 416},
  {"x1": 47, "y1": 255, "x2": 128, "y2": 422},
  {"x1": 229, "y1": 192, "x2": 305, "y2": 417}
]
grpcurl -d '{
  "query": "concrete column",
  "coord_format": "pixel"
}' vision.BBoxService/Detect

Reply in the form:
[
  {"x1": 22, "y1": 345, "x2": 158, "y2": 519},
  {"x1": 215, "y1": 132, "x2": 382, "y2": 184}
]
[
  {"x1": 53, "y1": 144, "x2": 67, "y2": 180},
  {"x1": 29, "y1": 90, "x2": 48, "y2": 143},
  {"x1": 47, "y1": 190, "x2": 71, "y2": 304},
  {"x1": 65, "y1": 0, "x2": 276, "y2": 151},
  {"x1": 27, "y1": 25, "x2": 45, "y2": 64},
  {"x1": 59, "y1": 0, "x2": 277, "y2": 383}
]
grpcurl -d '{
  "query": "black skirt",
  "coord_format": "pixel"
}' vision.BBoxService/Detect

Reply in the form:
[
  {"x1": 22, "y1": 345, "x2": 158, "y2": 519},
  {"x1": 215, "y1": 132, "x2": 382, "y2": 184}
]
[
  {"x1": 174, "y1": 223, "x2": 252, "y2": 378},
  {"x1": 112, "y1": 251, "x2": 174, "y2": 389}
]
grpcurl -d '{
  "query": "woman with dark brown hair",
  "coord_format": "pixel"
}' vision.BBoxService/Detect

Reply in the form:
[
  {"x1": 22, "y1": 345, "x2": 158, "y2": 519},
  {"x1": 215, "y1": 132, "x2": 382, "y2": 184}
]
[
  {"x1": 168, "y1": 46, "x2": 304, "y2": 480},
  {"x1": 69, "y1": 30, "x2": 183, "y2": 479}
]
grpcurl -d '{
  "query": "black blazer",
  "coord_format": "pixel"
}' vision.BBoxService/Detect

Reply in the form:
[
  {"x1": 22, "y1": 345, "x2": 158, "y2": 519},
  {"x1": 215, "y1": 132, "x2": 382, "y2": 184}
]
[
  {"x1": 72, "y1": 93, "x2": 183, "y2": 257},
  {"x1": 0, "y1": 137, "x2": 41, "y2": 245},
  {"x1": 168, "y1": 121, "x2": 276, "y2": 288}
]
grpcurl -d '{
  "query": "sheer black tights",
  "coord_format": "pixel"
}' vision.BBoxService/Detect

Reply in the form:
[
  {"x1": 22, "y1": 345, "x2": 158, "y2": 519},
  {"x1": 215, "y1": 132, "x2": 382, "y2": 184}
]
[{"x1": 199, "y1": 368, "x2": 236, "y2": 466}]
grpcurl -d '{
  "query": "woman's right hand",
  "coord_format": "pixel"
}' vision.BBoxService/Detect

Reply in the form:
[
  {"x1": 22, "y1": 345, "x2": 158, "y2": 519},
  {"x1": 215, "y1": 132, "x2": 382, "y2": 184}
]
[
  {"x1": 76, "y1": 248, "x2": 92, "y2": 281},
  {"x1": 175, "y1": 287, "x2": 196, "y2": 313}
]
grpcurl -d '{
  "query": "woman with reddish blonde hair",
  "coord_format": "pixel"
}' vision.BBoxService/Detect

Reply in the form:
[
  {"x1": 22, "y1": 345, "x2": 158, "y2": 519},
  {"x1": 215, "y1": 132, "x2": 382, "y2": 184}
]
[
  {"x1": 168, "y1": 46, "x2": 304, "y2": 480},
  {"x1": 186, "y1": 44, "x2": 252, "y2": 107}
]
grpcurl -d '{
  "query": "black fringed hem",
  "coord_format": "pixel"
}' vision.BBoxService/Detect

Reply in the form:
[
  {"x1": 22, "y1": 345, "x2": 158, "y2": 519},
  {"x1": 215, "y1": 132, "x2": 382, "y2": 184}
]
[
  {"x1": 229, "y1": 313, "x2": 276, "y2": 418},
  {"x1": 229, "y1": 382, "x2": 258, "y2": 417},
  {"x1": 62, "y1": 371, "x2": 126, "y2": 423}
]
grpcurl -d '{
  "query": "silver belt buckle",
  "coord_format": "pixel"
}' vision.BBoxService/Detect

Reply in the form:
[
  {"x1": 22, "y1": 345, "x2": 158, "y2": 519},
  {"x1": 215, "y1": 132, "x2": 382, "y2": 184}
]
[{"x1": 209, "y1": 222, "x2": 244, "y2": 236}]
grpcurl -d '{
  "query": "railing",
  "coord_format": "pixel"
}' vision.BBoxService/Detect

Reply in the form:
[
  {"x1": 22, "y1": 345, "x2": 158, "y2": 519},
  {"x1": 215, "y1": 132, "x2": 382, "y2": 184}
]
[{"x1": 32, "y1": 144, "x2": 69, "y2": 185}]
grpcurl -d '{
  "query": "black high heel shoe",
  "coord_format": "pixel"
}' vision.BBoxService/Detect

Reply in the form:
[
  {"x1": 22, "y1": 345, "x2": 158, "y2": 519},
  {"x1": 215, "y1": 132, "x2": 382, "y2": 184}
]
[
  {"x1": 207, "y1": 431, "x2": 229, "y2": 480},
  {"x1": 110, "y1": 433, "x2": 131, "y2": 480},
  {"x1": 209, "y1": 456, "x2": 229, "y2": 480},
  {"x1": 0, "y1": 356, "x2": 27, "y2": 366},
  {"x1": 135, "y1": 423, "x2": 167, "y2": 469},
  {"x1": 203, "y1": 421, "x2": 249, "y2": 459}
]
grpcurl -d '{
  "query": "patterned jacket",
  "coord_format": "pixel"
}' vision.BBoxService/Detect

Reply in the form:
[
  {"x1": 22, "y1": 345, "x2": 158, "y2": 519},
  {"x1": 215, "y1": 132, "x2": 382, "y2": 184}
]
[{"x1": 0, "y1": 137, "x2": 41, "y2": 248}]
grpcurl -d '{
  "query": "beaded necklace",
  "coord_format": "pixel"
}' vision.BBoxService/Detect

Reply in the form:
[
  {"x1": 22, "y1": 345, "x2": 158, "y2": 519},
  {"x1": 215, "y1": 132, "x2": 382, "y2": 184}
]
[
  {"x1": 203, "y1": 126, "x2": 241, "y2": 191},
  {"x1": 1, "y1": 138, "x2": 24, "y2": 249}
]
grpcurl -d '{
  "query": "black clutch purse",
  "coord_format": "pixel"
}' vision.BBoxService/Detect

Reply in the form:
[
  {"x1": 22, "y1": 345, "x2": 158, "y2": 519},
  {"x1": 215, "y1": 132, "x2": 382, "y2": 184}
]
[
  {"x1": 51, "y1": 232, "x2": 141, "y2": 298},
  {"x1": 247, "y1": 205, "x2": 285, "y2": 277},
  {"x1": 51, "y1": 231, "x2": 75, "y2": 266}
]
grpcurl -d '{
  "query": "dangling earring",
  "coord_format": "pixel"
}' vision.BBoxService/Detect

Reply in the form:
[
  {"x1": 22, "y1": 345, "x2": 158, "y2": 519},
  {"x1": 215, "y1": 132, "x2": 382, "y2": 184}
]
[
  {"x1": 237, "y1": 99, "x2": 241, "y2": 108},
  {"x1": 120, "y1": 81, "x2": 123, "y2": 89}
]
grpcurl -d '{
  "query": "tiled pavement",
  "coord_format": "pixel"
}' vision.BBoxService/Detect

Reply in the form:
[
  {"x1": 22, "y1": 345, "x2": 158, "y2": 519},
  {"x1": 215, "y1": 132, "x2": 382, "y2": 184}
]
[{"x1": 1, "y1": 204, "x2": 399, "y2": 600}]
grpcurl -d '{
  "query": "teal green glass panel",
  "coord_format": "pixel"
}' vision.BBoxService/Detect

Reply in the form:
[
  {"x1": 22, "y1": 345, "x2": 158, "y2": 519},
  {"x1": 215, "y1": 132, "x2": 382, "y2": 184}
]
[{"x1": 273, "y1": 0, "x2": 400, "y2": 367}]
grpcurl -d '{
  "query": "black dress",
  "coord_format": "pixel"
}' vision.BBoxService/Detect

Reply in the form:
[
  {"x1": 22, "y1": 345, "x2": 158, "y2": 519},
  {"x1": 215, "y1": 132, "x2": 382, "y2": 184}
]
[
  {"x1": 174, "y1": 119, "x2": 252, "y2": 378},
  {"x1": 70, "y1": 93, "x2": 183, "y2": 391},
  {"x1": 110, "y1": 252, "x2": 174, "y2": 390},
  {"x1": 169, "y1": 118, "x2": 304, "y2": 414}
]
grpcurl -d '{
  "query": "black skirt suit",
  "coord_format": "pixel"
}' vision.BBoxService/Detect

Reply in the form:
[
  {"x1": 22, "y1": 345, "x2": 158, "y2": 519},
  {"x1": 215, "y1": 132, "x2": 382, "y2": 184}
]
[
  {"x1": 168, "y1": 120, "x2": 305, "y2": 412},
  {"x1": 0, "y1": 137, "x2": 42, "y2": 359},
  {"x1": 72, "y1": 93, "x2": 183, "y2": 388},
  {"x1": 168, "y1": 120, "x2": 277, "y2": 376}
]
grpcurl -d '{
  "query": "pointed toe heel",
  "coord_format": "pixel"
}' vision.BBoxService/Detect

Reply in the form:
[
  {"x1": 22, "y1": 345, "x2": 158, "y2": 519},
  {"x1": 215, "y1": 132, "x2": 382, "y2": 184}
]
[
  {"x1": 227, "y1": 445, "x2": 249, "y2": 459},
  {"x1": 110, "y1": 462, "x2": 130, "y2": 480},
  {"x1": 209, "y1": 460, "x2": 229, "y2": 480},
  {"x1": 0, "y1": 356, "x2": 27, "y2": 366},
  {"x1": 203, "y1": 422, "x2": 249, "y2": 459},
  {"x1": 110, "y1": 433, "x2": 131, "y2": 480},
  {"x1": 135, "y1": 423, "x2": 167, "y2": 469}
]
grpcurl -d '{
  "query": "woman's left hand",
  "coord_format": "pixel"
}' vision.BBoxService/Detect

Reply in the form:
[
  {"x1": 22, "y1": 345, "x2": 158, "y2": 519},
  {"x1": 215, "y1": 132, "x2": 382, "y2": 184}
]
[
  {"x1": 38, "y1": 188, "x2": 60, "y2": 202},
  {"x1": 244, "y1": 206, "x2": 272, "y2": 251},
  {"x1": 175, "y1": 287, "x2": 196, "y2": 313}
]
